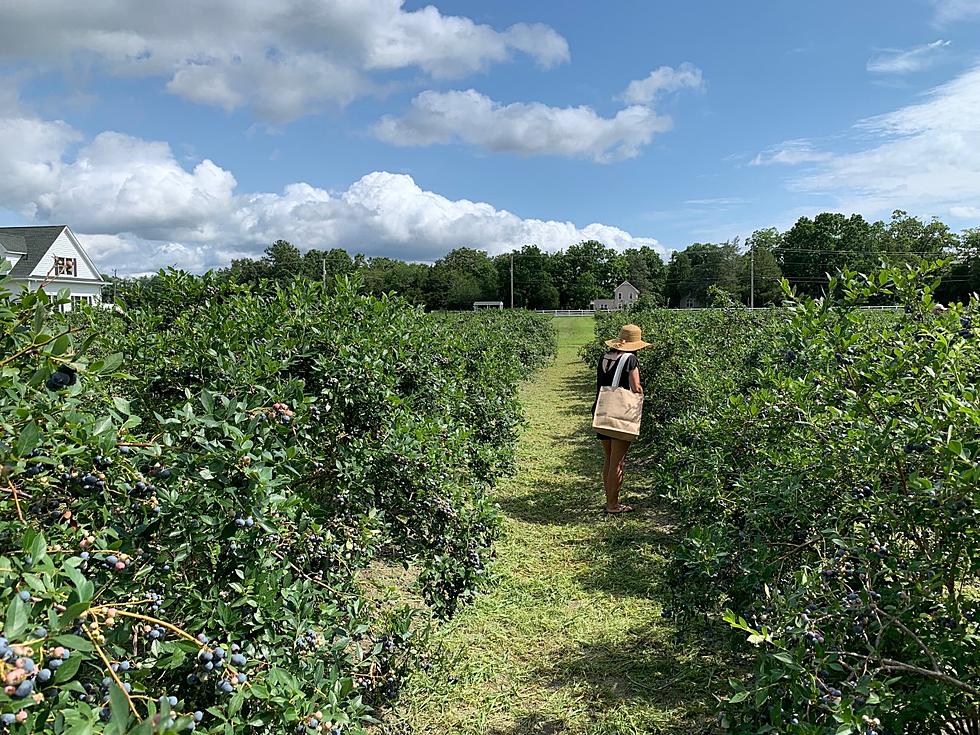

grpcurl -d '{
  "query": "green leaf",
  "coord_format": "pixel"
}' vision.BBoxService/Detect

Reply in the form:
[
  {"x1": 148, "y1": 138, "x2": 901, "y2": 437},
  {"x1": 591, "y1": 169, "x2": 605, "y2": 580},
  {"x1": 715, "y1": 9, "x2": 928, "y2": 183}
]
[
  {"x1": 54, "y1": 633, "x2": 95, "y2": 652},
  {"x1": 112, "y1": 396, "x2": 131, "y2": 415},
  {"x1": 54, "y1": 652, "x2": 83, "y2": 682},
  {"x1": 16, "y1": 420, "x2": 39, "y2": 457},
  {"x1": 4, "y1": 594, "x2": 28, "y2": 639},
  {"x1": 729, "y1": 690, "x2": 749, "y2": 703},
  {"x1": 98, "y1": 353, "x2": 124, "y2": 374},
  {"x1": 772, "y1": 651, "x2": 794, "y2": 665},
  {"x1": 50, "y1": 333, "x2": 71, "y2": 356},
  {"x1": 30, "y1": 533, "x2": 48, "y2": 563},
  {"x1": 108, "y1": 683, "x2": 132, "y2": 730}
]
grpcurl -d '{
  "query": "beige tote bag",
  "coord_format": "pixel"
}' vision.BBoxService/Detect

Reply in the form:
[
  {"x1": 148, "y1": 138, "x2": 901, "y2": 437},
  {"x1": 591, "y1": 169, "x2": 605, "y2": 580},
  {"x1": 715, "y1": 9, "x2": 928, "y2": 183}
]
[{"x1": 592, "y1": 353, "x2": 643, "y2": 442}]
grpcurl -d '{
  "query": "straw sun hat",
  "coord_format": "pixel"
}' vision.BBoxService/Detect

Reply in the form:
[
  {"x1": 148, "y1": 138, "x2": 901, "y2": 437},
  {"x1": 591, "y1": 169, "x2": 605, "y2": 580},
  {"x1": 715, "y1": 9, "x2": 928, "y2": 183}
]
[{"x1": 605, "y1": 324, "x2": 651, "y2": 352}]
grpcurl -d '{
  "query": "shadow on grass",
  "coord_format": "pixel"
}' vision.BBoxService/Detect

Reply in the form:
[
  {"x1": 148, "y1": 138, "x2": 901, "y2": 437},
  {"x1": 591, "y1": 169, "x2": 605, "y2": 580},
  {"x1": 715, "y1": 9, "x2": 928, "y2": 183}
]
[
  {"x1": 532, "y1": 623, "x2": 722, "y2": 734},
  {"x1": 488, "y1": 714, "x2": 569, "y2": 735}
]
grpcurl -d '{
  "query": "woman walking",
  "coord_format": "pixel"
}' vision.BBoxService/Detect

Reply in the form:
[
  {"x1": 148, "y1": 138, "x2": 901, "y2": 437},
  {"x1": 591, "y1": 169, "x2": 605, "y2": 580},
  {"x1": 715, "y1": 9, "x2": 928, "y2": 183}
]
[{"x1": 593, "y1": 324, "x2": 649, "y2": 514}]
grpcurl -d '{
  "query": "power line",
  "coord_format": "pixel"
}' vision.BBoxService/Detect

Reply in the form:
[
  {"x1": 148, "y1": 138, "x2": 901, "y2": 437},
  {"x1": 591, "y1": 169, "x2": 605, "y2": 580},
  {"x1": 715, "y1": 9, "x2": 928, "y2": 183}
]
[{"x1": 771, "y1": 247, "x2": 950, "y2": 255}]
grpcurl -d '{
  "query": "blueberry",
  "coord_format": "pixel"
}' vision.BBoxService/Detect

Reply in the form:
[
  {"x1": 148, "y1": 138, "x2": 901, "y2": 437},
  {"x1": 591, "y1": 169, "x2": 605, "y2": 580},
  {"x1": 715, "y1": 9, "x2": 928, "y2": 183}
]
[
  {"x1": 46, "y1": 371, "x2": 71, "y2": 391},
  {"x1": 80, "y1": 551, "x2": 90, "y2": 560},
  {"x1": 236, "y1": 673, "x2": 247, "y2": 684},
  {"x1": 119, "y1": 660, "x2": 130, "y2": 671},
  {"x1": 194, "y1": 711, "x2": 204, "y2": 722},
  {"x1": 219, "y1": 681, "x2": 233, "y2": 693},
  {"x1": 49, "y1": 658, "x2": 63, "y2": 669},
  {"x1": 15, "y1": 678, "x2": 34, "y2": 698},
  {"x1": 309, "y1": 719, "x2": 319, "y2": 729},
  {"x1": 167, "y1": 695, "x2": 178, "y2": 706},
  {"x1": 213, "y1": 647, "x2": 225, "y2": 660},
  {"x1": 18, "y1": 589, "x2": 31, "y2": 601},
  {"x1": 37, "y1": 667, "x2": 52, "y2": 682},
  {"x1": 196, "y1": 633, "x2": 209, "y2": 644},
  {"x1": 105, "y1": 555, "x2": 118, "y2": 565},
  {"x1": 1, "y1": 714, "x2": 15, "y2": 725},
  {"x1": 34, "y1": 627, "x2": 47, "y2": 638},
  {"x1": 231, "y1": 653, "x2": 246, "y2": 666}
]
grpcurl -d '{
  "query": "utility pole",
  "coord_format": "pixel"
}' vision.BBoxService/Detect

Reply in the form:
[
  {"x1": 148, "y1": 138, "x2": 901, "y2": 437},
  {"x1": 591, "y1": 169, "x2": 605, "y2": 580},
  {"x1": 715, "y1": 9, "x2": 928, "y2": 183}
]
[
  {"x1": 321, "y1": 256, "x2": 326, "y2": 286},
  {"x1": 749, "y1": 243, "x2": 755, "y2": 309},
  {"x1": 510, "y1": 251, "x2": 514, "y2": 309},
  {"x1": 113, "y1": 268, "x2": 117, "y2": 304}
]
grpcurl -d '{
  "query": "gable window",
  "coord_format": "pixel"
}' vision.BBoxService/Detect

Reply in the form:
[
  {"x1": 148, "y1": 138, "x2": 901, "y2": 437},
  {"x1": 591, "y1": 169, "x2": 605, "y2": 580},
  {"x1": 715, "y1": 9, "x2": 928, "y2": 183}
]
[{"x1": 54, "y1": 257, "x2": 77, "y2": 276}]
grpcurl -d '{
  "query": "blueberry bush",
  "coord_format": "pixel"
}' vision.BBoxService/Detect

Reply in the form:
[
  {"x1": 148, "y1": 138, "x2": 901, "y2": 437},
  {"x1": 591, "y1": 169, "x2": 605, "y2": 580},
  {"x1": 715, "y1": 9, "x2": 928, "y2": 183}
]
[
  {"x1": 0, "y1": 273, "x2": 555, "y2": 733},
  {"x1": 588, "y1": 265, "x2": 980, "y2": 733}
]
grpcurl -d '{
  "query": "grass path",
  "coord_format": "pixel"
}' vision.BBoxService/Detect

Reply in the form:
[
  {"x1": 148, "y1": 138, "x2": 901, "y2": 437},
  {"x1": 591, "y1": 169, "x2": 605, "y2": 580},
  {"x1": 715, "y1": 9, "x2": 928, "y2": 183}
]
[{"x1": 391, "y1": 318, "x2": 718, "y2": 735}]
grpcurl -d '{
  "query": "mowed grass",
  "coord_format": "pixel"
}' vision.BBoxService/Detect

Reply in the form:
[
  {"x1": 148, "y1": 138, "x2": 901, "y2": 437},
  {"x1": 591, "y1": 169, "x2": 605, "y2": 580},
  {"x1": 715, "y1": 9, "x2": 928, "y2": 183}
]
[{"x1": 386, "y1": 317, "x2": 721, "y2": 735}]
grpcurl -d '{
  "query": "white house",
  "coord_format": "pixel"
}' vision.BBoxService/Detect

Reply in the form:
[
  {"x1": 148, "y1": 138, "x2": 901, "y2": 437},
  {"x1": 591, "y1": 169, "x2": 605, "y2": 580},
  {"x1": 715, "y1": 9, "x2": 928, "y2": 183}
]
[
  {"x1": 591, "y1": 281, "x2": 640, "y2": 311},
  {"x1": 0, "y1": 226, "x2": 105, "y2": 310}
]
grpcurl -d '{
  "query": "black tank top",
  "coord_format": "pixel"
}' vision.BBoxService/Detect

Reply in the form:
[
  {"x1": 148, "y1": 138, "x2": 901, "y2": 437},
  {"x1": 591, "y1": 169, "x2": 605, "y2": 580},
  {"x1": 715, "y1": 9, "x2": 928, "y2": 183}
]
[{"x1": 596, "y1": 350, "x2": 638, "y2": 391}]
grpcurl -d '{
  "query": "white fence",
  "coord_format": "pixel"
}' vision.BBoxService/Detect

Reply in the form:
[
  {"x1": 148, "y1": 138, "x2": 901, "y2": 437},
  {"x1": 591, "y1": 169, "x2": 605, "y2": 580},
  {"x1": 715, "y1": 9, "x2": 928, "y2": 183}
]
[{"x1": 534, "y1": 309, "x2": 596, "y2": 317}]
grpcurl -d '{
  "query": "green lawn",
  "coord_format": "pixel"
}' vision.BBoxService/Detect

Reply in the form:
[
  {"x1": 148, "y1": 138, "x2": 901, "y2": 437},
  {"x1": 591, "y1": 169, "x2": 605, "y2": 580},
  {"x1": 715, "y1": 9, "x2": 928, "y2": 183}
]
[{"x1": 386, "y1": 317, "x2": 719, "y2": 734}]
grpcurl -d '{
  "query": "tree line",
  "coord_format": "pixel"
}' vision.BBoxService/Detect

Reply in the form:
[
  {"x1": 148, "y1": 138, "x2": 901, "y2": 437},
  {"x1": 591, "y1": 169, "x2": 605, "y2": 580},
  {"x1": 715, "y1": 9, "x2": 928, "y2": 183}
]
[{"x1": 104, "y1": 210, "x2": 980, "y2": 309}]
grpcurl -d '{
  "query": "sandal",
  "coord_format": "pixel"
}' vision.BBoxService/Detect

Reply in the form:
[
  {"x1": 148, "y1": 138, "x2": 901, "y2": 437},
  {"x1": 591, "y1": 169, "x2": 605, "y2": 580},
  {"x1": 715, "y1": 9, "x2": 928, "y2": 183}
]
[{"x1": 604, "y1": 504, "x2": 635, "y2": 514}]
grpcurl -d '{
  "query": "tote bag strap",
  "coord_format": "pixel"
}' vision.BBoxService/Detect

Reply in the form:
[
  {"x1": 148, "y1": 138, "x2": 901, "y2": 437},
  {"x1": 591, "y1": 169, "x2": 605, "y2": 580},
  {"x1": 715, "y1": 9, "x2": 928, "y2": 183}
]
[{"x1": 611, "y1": 352, "x2": 631, "y2": 388}]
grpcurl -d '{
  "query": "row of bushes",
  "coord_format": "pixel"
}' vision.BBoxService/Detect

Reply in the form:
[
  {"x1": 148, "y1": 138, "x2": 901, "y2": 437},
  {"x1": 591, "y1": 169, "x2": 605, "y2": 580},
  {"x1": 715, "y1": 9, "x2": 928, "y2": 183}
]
[
  {"x1": 588, "y1": 266, "x2": 979, "y2": 733},
  {"x1": 0, "y1": 272, "x2": 556, "y2": 734}
]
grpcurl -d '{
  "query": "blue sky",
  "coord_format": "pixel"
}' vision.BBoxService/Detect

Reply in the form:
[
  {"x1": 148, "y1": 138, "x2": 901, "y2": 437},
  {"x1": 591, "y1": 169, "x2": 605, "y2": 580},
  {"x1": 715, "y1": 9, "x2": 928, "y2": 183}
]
[{"x1": 1, "y1": 0, "x2": 979, "y2": 274}]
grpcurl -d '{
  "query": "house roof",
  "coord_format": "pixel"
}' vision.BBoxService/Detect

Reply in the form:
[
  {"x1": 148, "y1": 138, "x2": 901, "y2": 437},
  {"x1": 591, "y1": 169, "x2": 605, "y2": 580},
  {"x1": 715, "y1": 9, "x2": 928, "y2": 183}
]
[
  {"x1": 0, "y1": 226, "x2": 69, "y2": 277},
  {"x1": 616, "y1": 280, "x2": 639, "y2": 293}
]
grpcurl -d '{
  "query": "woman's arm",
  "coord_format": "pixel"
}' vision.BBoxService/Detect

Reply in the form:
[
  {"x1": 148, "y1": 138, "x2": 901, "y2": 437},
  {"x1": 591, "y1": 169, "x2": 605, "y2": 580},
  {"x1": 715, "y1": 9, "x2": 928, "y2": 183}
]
[{"x1": 629, "y1": 366, "x2": 643, "y2": 394}]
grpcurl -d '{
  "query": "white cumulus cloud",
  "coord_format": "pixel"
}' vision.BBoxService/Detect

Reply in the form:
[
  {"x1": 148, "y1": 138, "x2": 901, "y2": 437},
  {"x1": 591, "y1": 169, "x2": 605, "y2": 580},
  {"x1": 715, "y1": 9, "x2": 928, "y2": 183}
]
[
  {"x1": 867, "y1": 40, "x2": 951, "y2": 74},
  {"x1": 621, "y1": 62, "x2": 704, "y2": 104},
  {"x1": 0, "y1": 107, "x2": 663, "y2": 274},
  {"x1": 373, "y1": 89, "x2": 670, "y2": 162},
  {"x1": 788, "y1": 65, "x2": 980, "y2": 220},
  {"x1": 0, "y1": 0, "x2": 569, "y2": 123},
  {"x1": 373, "y1": 64, "x2": 704, "y2": 162}
]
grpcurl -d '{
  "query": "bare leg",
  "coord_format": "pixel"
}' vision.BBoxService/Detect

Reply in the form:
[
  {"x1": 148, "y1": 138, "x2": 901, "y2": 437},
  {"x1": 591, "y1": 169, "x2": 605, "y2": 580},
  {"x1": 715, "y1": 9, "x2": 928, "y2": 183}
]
[
  {"x1": 606, "y1": 439, "x2": 631, "y2": 511},
  {"x1": 600, "y1": 438, "x2": 612, "y2": 501}
]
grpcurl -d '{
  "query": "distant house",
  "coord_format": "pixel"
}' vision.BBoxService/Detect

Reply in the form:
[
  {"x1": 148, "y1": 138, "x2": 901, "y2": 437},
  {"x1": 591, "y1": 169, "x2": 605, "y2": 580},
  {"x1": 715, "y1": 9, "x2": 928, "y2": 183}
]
[
  {"x1": 591, "y1": 281, "x2": 640, "y2": 311},
  {"x1": 0, "y1": 225, "x2": 105, "y2": 310},
  {"x1": 678, "y1": 293, "x2": 702, "y2": 309},
  {"x1": 473, "y1": 300, "x2": 503, "y2": 310}
]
